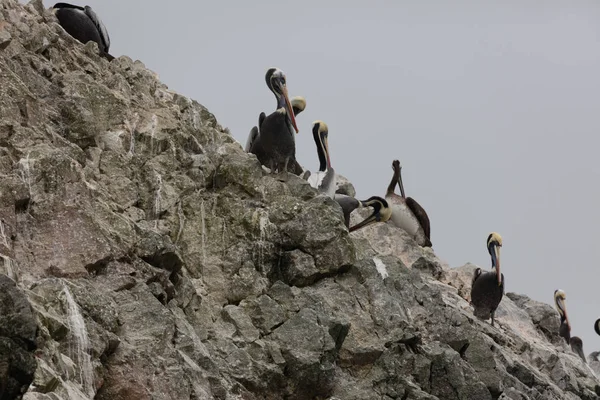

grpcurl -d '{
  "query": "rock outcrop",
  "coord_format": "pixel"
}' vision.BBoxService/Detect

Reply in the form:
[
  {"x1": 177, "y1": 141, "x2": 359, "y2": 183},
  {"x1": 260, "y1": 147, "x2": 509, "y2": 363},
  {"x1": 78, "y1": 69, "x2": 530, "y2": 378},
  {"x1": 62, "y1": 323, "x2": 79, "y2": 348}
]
[{"x1": 0, "y1": 1, "x2": 598, "y2": 399}]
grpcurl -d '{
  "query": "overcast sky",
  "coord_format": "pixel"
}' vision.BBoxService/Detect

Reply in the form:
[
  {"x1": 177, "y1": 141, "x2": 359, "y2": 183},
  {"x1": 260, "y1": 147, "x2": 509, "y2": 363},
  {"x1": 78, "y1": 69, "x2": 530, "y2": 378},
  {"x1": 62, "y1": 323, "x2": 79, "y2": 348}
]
[{"x1": 36, "y1": 1, "x2": 600, "y2": 348}]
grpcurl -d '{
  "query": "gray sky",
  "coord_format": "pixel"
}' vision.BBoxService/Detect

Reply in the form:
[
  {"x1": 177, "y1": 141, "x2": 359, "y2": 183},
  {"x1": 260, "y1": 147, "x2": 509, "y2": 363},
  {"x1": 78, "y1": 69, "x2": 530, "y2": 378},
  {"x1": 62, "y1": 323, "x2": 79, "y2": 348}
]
[{"x1": 37, "y1": 1, "x2": 600, "y2": 348}]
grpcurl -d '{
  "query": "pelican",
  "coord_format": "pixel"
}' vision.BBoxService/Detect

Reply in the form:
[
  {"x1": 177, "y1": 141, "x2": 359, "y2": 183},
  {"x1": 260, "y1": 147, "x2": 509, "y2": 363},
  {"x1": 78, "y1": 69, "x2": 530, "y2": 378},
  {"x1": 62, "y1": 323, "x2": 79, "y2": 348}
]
[
  {"x1": 554, "y1": 289, "x2": 571, "y2": 343},
  {"x1": 246, "y1": 68, "x2": 301, "y2": 174},
  {"x1": 470, "y1": 232, "x2": 504, "y2": 326},
  {"x1": 349, "y1": 196, "x2": 392, "y2": 232},
  {"x1": 569, "y1": 337, "x2": 587, "y2": 364},
  {"x1": 307, "y1": 121, "x2": 336, "y2": 198},
  {"x1": 385, "y1": 160, "x2": 431, "y2": 247},
  {"x1": 595, "y1": 318, "x2": 600, "y2": 336},
  {"x1": 554, "y1": 289, "x2": 587, "y2": 362},
  {"x1": 52, "y1": 3, "x2": 113, "y2": 60}
]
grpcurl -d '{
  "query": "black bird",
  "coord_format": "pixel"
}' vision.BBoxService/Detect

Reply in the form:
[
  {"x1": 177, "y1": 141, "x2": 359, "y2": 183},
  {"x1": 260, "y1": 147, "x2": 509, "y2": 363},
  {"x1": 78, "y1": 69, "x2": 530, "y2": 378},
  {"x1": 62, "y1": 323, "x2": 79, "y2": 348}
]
[
  {"x1": 470, "y1": 232, "x2": 504, "y2": 326},
  {"x1": 52, "y1": 3, "x2": 113, "y2": 60},
  {"x1": 246, "y1": 68, "x2": 301, "y2": 174},
  {"x1": 595, "y1": 318, "x2": 600, "y2": 336},
  {"x1": 386, "y1": 160, "x2": 431, "y2": 247},
  {"x1": 349, "y1": 196, "x2": 392, "y2": 232}
]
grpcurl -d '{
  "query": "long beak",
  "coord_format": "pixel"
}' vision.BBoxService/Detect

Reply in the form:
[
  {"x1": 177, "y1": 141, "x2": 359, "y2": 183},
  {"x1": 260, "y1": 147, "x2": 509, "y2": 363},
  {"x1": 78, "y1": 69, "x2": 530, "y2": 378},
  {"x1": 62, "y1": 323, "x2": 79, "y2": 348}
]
[
  {"x1": 560, "y1": 299, "x2": 571, "y2": 329},
  {"x1": 349, "y1": 212, "x2": 379, "y2": 232},
  {"x1": 324, "y1": 136, "x2": 331, "y2": 169},
  {"x1": 281, "y1": 85, "x2": 299, "y2": 134},
  {"x1": 397, "y1": 166, "x2": 406, "y2": 199},
  {"x1": 491, "y1": 245, "x2": 501, "y2": 286}
]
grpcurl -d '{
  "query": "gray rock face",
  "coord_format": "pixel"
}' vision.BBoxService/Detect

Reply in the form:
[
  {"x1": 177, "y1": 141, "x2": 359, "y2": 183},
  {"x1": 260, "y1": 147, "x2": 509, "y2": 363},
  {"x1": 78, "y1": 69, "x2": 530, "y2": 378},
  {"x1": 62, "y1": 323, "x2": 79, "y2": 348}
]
[
  {"x1": 0, "y1": 1, "x2": 598, "y2": 399},
  {"x1": 0, "y1": 275, "x2": 38, "y2": 400}
]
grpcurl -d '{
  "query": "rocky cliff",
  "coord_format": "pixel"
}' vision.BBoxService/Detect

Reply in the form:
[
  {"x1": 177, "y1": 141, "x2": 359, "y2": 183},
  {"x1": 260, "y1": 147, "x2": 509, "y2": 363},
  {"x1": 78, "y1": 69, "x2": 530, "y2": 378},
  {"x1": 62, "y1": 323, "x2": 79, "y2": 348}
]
[{"x1": 0, "y1": 1, "x2": 598, "y2": 399}]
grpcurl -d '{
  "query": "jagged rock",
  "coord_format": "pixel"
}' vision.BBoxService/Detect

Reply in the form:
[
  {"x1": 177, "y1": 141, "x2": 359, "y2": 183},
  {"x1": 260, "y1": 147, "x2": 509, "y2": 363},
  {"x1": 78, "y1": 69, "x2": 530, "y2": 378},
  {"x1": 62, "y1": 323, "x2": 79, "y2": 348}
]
[
  {"x1": 0, "y1": 1, "x2": 597, "y2": 400},
  {"x1": 0, "y1": 275, "x2": 38, "y2": 400}
]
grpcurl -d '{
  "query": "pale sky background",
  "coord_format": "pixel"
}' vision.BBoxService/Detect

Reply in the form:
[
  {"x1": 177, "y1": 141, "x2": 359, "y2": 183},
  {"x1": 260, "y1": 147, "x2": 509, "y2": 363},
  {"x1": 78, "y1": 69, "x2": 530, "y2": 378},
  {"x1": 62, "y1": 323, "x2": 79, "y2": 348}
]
[{"x1": 35, "y1": 1, "x2": 600, "y2": 348}]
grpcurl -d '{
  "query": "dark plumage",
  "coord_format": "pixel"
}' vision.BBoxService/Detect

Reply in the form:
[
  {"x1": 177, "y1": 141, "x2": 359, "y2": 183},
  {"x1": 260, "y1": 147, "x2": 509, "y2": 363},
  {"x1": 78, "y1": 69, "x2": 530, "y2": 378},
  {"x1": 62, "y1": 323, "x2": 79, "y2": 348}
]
[
  {"x1": 470, "y1": 233, "x2": 504, "y2": 326},
  {"x1": 569, "y1": 337, "x2": 586, "y2": 364},
  {"x1": 246, "y1": 68, "x2": 301, "y2": 174},
  {"x1": 52, "y1": 3, "x2": 113, "y2": 60},
  {"x1": 595, "y1": 318, "x2": 600, "y2": 336},
  {"x1": 554, "y1": 289, "x2": 571, "y2": 343},
  {"x1": 333, "y1": 194, "x2": 361, "y2": 228}
]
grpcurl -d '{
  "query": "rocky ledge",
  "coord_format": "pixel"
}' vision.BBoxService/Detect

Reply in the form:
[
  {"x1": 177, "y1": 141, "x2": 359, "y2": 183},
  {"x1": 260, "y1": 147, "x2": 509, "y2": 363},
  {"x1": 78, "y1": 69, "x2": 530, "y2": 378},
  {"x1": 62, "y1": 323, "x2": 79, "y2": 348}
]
[{"x1": 0, "y1": 1, "x2": 598, "y2": 399}]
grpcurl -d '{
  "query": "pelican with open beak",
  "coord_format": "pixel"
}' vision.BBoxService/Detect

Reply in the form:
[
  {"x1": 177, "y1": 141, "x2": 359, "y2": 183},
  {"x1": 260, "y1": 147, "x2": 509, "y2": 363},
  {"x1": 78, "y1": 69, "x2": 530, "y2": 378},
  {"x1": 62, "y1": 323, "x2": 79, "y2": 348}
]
[
  {"x1": 349, "y1": 196, "x2": 392, "y2": 232},
  {"x1": 246, "y1": 68, "x2": 301, "y2": 174},
  {"x1": 554, "y1": 289, "x2": 571, "y2": 343},
  {"x1": 386, "y1": 160, "x2": 431, "y2": 247},
  {"x1": 470, "y1": 232, "x2": 505, "y2": 326}
]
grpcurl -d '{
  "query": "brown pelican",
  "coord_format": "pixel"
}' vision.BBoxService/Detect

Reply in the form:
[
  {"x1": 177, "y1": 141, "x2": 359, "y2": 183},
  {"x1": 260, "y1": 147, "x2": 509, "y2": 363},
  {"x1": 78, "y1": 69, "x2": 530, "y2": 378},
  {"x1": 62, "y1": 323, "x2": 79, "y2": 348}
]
[
  {"x1": 307, "y1": 121, "x2": 336, "y2": 198},
  {"x1": 246, "y1": 68, "x2": 301, "y2": 174},
  {"x1": 569, "y1": 336, "x2": 587, "y2": 363},
  {"x1": 52, "y1": 3, "x2": 113, "y2": 60},
  {"x1": 385, "y1": 160, "x2": 431, "y2": 247},
  {"x1": 554, "y1": 289, "x2": 587, "y2": 362},
  {"x1": 595, "y1": 318, "x2": 600, "y2": 336},
  {"x1": 554, "y1": 289, "x2": 571, "y2": 343},
  {"x1": 470, "y1": 232, "x2": 504, "y2": 326},
  {"x1": 349, "y1": 196, "x2": 392, "y2": 232}
]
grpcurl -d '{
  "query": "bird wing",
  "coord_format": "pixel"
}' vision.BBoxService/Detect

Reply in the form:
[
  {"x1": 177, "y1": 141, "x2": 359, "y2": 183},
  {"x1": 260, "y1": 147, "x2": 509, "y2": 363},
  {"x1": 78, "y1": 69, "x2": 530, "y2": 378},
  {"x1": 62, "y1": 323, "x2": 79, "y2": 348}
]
[
  {"x1": 84, "y1": 6, "x2": 110, "y2": 51},
  {"x1": 406, "y1": 197, "x2": 431, "y2": 245},
  {"x1": 334, "y1": 194, "x2": 360, "y2": 228},
  {"x1": 245, "y1": 126, "x2": 259, "y2": 153},
  {"x1": 258, "y1": 112, "x2": 266, "y2": 131},
  {"x1": 53, "y1": 3, "x2": 84, "y2": 10}
]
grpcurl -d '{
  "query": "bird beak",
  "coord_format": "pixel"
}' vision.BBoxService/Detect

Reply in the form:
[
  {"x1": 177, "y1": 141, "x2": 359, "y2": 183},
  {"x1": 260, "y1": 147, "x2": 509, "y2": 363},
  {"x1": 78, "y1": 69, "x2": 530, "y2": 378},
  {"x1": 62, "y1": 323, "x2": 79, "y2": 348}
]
[
  {"x1": 491, "y1": 244, "x2": 501, "y2": 286},
  {"x1": 560, "y1": 298, "x2": 571, "y2": 329},
  {"x1": 324, "y1": 136, "x2": 331, "y2": 168},
  {"x1": 281, "y1": 85, "x2": 299, "y2": 134},
  {"x1": 349, "y1": 212, "x2": 379, "y2": 232}
]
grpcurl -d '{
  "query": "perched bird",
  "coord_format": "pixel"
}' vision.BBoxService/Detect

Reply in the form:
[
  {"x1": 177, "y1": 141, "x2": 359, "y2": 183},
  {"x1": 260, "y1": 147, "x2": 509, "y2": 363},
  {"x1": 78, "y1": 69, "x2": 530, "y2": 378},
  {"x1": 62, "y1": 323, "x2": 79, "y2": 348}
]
[
  {"x1": 595, "y1": 319, "x2": 600, "y2": 336},
  {"x1": 554, "y1": 289, "x2": 571, "y2": 343},
  {"x1": 246, "y1": 68, "x2": 301, "y2": 175},
  {"x1": 470, "y1": 232, "x2": 504, "y2": 326},
  {"x1": 385, "y1": 160, "x2": 431, "y2": 247},
  {"x1": 51, "y1": 3, "x2": 113, "y2": 60},
  {"x1": 554, "y1": 289, "x2": 587, "y2": 363},
  {"x1": 246, "y1": 96, "x2": 306, "y2": 154},
  {"x1": 569, "y1": 337, "x2": 587, "y2": 364},
  {"x1": 307, "y1": 121, "x2": 336, "y2": 198},
  {"x1": 349, "y1": 196, "x2": 392, "y2": 232}
]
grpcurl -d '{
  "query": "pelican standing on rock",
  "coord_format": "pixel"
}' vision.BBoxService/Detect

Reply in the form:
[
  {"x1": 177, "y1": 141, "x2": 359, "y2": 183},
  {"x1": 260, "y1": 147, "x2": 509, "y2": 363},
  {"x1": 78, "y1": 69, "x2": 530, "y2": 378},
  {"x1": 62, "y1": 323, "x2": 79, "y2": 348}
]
[
  {"x1": 349, "y1": 196, "x2": 392, "y2": 232},
  {"x1": 52, "y1": 3, "x2": 113, "y2": 60},
  {"x1": 554, "y1": 290, "x2": 571, "y2": 343},
  {"x1": 385, "y1": 160, "x2": 432, "y2": 247},
  {"x1": 554, "y1": 289, "x2": 587, "y2": 363},
  {"x1": 307, "y1": 121, "x2": 336, "y2": 198},
  {"x1": 470, "y1": 232, "x2": 504, "y2": 326},
  {"x1": 246, "y1": 68, "x2": 302, "y2": 175}
]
